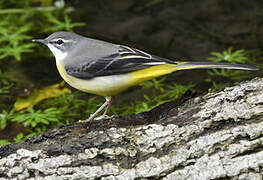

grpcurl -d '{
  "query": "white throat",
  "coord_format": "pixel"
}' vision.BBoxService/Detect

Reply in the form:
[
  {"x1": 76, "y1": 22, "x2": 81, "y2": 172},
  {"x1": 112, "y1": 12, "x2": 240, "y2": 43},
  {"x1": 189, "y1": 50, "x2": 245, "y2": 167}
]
[{"x1": 47, "y1": 44, "x2": 68, "y2": 61}]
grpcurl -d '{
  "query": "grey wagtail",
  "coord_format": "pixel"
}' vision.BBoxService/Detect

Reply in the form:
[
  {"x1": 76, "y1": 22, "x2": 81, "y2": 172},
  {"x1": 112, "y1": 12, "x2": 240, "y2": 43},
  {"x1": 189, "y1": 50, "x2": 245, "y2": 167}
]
[{"x1": 33, "y1": 31, "x2": 258, "y2": 122}]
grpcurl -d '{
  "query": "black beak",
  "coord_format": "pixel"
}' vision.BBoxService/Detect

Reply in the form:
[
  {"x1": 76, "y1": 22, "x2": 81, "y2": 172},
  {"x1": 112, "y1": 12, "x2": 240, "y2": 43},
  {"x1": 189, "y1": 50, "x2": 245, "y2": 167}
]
[{"x1": 32, "y1": 39, "x2": 47, "y2": 45}]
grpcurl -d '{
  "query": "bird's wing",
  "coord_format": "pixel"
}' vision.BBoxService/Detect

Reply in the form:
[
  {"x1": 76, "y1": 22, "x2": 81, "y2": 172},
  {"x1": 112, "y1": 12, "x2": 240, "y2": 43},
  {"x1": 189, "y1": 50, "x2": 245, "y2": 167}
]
[
  {"x1": 65, "y1": 44, "x2": 258, "y2": 80},
  {"x1": 65, "y1": 45, "x2": 174, "y2": 79}
]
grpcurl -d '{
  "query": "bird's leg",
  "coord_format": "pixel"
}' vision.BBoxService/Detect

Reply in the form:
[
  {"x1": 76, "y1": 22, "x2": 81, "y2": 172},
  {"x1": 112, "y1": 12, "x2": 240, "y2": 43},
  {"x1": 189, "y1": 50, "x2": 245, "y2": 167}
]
[
  {"x1": 94, "y1": 96, "x2": 114, "y2": 121},
  {"x1": 83, "y1": 96, "x2": 114, "y2": 122},
  {"x1": 102, "y1": 96, "x2": 114, "y2": 116}
]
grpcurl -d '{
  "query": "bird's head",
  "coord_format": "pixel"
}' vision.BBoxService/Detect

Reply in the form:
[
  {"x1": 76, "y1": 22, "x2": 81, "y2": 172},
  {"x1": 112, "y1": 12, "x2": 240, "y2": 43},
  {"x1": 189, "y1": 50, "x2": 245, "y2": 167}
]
[{"x1": 33, "y1": 31, "x2": 82, "y2": 60}]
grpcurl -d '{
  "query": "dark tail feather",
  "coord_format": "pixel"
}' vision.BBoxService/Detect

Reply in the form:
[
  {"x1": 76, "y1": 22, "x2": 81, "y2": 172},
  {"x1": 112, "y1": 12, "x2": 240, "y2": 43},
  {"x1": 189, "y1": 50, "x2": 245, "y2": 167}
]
[{"x1": 175, "y1": 61, "x2": 258, "y2": 71}]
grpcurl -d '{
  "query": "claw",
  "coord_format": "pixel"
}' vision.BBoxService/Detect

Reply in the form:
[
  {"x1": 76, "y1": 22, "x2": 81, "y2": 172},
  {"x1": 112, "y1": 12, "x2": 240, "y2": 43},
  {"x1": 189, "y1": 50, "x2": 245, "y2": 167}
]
[{"x1": 94, "y1": 115, "x2": 115, "y2": 121}]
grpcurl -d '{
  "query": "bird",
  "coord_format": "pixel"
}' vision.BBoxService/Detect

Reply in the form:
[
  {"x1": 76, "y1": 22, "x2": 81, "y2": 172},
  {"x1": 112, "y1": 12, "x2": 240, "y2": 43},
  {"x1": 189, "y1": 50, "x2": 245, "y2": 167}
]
[{"x1": 33, "y1": 31, "x2": 258, "y2": 122}]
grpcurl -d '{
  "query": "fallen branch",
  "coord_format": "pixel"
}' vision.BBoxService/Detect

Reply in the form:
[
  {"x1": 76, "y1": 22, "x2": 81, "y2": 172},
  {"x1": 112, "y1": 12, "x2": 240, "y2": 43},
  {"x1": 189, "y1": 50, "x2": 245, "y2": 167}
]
[{"x1": 0, "y1": 78, "x2": 263, "y2": 179}]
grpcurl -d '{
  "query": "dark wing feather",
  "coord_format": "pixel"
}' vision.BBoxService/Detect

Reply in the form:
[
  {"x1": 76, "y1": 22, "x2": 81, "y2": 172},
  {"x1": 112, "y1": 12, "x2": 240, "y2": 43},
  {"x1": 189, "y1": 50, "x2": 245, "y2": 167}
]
[{"x1": 66, "y1": 45, "x2": 173, "y2": 79}]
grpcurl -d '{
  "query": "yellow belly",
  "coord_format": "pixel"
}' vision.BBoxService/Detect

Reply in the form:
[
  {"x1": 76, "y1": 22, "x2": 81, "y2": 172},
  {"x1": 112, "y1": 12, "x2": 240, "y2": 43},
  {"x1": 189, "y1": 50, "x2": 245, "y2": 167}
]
[{"x1": 56, "y1": 61, "x2": 178, "y2": 97}]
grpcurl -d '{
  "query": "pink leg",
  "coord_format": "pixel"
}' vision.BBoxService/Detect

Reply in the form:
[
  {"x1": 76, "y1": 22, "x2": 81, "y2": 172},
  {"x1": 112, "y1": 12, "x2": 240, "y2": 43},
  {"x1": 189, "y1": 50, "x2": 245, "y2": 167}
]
[{"x1": 83, "y1": 96, "x2": 114, "y2": 122}]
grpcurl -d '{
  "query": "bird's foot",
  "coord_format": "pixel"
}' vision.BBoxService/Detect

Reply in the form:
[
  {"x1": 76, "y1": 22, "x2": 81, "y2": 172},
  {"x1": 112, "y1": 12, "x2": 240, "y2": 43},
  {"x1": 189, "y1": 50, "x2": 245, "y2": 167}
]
[
  {"x1": 81, "y1": 115, "x2": 116, "y2": 123},
  {"x1": 94, "y1": 115, "x2": 116, "y2": 121}
]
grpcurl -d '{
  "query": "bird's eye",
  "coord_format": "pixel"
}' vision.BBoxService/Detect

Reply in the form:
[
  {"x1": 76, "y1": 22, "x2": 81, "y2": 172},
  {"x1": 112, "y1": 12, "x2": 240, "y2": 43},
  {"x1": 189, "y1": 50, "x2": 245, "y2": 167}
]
[{"x1": 56, "y1": 39, "x2": 64, "y2": 45}]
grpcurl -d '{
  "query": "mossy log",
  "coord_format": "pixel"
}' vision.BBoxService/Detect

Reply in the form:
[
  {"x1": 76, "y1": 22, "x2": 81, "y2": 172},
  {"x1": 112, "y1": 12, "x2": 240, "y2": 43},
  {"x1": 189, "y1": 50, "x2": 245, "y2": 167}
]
[{"x1": 0, "y1": 78, "x2": 263, "y2": 180}]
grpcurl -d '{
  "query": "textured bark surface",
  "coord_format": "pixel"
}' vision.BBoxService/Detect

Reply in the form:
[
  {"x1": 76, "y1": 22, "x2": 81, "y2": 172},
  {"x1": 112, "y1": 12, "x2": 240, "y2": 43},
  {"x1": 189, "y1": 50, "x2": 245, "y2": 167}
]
[{"x1": 0, "y1": 78, "x2": 263, "y2": 180}]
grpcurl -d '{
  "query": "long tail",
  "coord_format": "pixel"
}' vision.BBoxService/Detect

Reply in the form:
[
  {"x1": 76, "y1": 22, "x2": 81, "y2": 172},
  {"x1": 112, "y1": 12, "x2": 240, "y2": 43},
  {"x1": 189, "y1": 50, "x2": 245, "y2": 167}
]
[
  {"x1": 130, "y1": 61, "x2": 258, "y2": 88},
  {"x1": 175, "y1": 61, "x2": 258, "y2": 71}
]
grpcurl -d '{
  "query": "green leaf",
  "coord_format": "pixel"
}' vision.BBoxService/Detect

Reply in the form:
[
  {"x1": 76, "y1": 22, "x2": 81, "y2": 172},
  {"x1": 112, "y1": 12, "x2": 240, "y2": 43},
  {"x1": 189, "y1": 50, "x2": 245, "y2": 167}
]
[
  {"x1": 45, "y1": 13, "x2": 85, "y2": 32},
  {"x1": 0, "y1": 139, "x2": 11, "y2": 146},
  {"x1": 13, "y1": 133, "x2": 24, "y2": 143}
]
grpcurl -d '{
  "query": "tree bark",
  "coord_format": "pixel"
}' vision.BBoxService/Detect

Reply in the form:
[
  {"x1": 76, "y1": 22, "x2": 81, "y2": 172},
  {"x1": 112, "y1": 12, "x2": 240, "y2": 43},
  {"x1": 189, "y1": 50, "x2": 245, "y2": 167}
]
[{"x1": 0, "y1": 78, "x2": 263, "y2": 180}]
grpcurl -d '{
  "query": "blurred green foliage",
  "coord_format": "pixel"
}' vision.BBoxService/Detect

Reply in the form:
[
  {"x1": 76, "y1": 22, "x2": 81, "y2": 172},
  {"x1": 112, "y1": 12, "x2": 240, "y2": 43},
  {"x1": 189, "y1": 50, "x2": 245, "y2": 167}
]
[
  {"x1": 0, "y1": 133, "x2": 31, "y2": 146},
  {"x1": 0, "y1": 69, "x2": 9, "y2": 85},
  {"x1": 111, "y1": 79, "x2": 194, "y2": 115},
  {"x1": 0, "y1": 139, "x2": 11, "y2": 146},
  {"x1": 0, "y1": 23, "x2": 36, "y2": 61},
  {"x1": 207, "y1": 47, "x2": 248, "y2": 63},
  {"x1": 0, "y1": 0, "x2": 85, "y2": 145},
  {"x1": 0, "y1": 106, "x2": 67, "y2": 145},
  {"x1": 45, "y1": 13, "x2": 85, "y2": 32},
  {"x1": 13, "y1": 133, "x2": 24, "y2": 143},
  {"x1": 0, "y1": 110, "x2": 14, "y2": 129},
  {"x1": 206, "y1": 47, "x2": 260, "y2": 91},
  {"x1": 44, "y1": 92, "x2": 102, "y2": 121},
  {"x1": 0, "y1": 0, "x2": 84, "y2": 61},
  {"x1": 11, "y1": 107, "x2": 64, "y2": 128}
]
